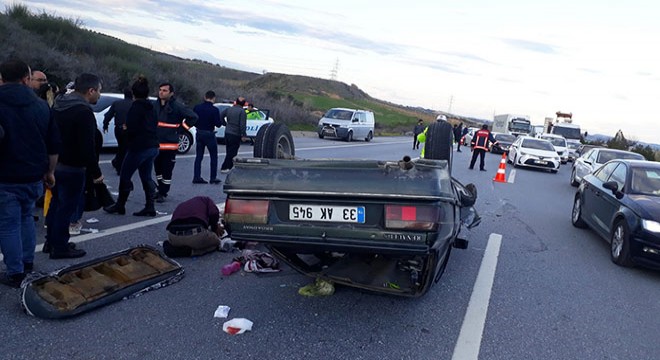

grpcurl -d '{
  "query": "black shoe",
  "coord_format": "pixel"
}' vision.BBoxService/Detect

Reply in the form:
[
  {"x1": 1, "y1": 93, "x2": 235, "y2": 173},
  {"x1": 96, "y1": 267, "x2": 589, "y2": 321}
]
[
  {"x1": 49, "y1": 248, "x2": 86, "y2": 259},
  {"x1": 209, "y1": 179, "x2": 222, "y2": 184},
  {"x1": 457, "y1": 150, "x2": 462, "y2": 152},
  {"x1": 480, "y1": 168, "x2": 487, "y2": 171},
  {"x1": 42, "y1": 242, "x2": 76, "y2": 254},
  {"x1": 133, "y1": 208, "x2": 157, "y2": 217},
  {"x1": 154, "y1": 193, "x2": 167, "y2": 203},
  {"x1": 469, "y1": 167, "x2": 474, "y2": 170},
  {"x1": 0, "y1": 272, "x2": 26, "y2": 288},
  {"x1": 192, "y1": 178, "x2": 208, "y2": 184},
  {"x1": 104, "y1": 203, "x2": 126, "y2": 215},
  {"x1": 23, "y1": 262, "x2": 34, "y2": 272}
]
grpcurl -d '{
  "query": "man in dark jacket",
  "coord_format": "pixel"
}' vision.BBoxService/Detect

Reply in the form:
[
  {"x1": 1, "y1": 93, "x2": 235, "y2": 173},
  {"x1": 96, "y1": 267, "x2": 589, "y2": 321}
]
[
  {"x1": 469, "y1": 124, "x2": 498, "y2": 171},
  {"x1": 45, "y1": 73, "x2": 103, "y2": 259},
  {"x1": 220, "y1": 97, "x2": 247, "y2": 173},
  {"x1": 192, "y1": 91, "x2": 224, "y2": 184},
  {"x1": 162, "y1": 196, "x2": 223, "y2": 257},
  {"x1": 454, "y1": 123, "x2": 464, "y2": 152},
  {"x1": 103, "y1": 87, "x2": 133, "y2": 174},
  {"x1": 153, "y1": 83, "x2": 198, "y2": 202},
  {"x1": 413, "y1": 119, "x2": 425, "y2": 149},
  {"x1": 0, "y1": 60, "x2": 60, "y2": 287}
]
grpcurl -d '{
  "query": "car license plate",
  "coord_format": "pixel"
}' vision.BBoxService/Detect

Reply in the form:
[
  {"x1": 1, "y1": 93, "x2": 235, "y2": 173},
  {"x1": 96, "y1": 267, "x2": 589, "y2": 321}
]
[
  {"x1": 289, "y1": 204, "x2": 365, "y2": 223},
  {"x1": 323, "y1": 127, "x2": 336, "y2": 135},
  {"x1": 535, "y1": 160, "x2": 547, "y2": 165}
]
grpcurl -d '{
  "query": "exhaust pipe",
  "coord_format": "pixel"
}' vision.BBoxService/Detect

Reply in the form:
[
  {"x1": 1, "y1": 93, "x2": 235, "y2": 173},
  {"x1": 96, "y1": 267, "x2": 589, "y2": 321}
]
[{"x1": 399, "y1": 155, "x2": 413, "y2": 170}]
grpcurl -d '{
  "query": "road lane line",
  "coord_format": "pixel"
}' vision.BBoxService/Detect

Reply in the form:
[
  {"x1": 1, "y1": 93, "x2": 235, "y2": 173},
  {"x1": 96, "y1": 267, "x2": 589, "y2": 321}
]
[
  {"x1": 507, "y1": 169, "x2": 516, "y2": 183},
  {"x1": 0, "y1": 204, "x2": 225, "y2": 262},
  {"x1": 451, "y1": 233, "x2": 502, "y2": 360}
]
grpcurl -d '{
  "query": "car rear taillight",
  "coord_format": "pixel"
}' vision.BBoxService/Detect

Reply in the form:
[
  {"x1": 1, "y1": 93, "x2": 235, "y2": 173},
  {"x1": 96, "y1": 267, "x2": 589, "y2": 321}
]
[
  {"x1": 224, "y1": 199, "x2": 269, "y2": 224},
  {"x1": 385, "y1": 205, "x2": 440, "y2": 231}
]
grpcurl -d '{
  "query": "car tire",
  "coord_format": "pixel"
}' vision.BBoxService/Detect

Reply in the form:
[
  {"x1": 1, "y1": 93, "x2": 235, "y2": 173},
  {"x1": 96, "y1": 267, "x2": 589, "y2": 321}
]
[
  {"x1": 177, "y1": 131, "x2": 193, "y2": 154},
  {"x1": 571, "y1": 195, "x2": 587, "y2": 228},
  {"x1": 365, "y1": 131, "x2": 373, "y2": 142},
  {"x1": 255, "y1": 123, "x2": 295, "y2": 159},
  {"x1": 318, "y1": 133, "x2": 324, "y2": 139},
  {"x1": 345, "y1": 131, "x2": 353, "y2": 142},
  {"x1": 551, "y1": 169, "x2": 558, "y2": 174},
  {"x1": 423, "y1": 121, "x2": 453, "y2": 173},
  {"x1": 610, "y1": 220, "x2": 634, "y2": 267},
  {"x1": 513, "y1": 155, "x2": 519, "y2": 168},
  {"x1": 570, "y1": 168, "x2": 579, "y2": 187}
]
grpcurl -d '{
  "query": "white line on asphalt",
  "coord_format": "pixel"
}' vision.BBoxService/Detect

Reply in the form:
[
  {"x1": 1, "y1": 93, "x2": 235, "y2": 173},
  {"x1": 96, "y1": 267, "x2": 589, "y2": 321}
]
[
  {"x1": 451, "y1": 233, "x2": 502, "y2": 360},
  {"x1": 507, "y1": 169, "x2": 516, "y2": 183},
  {"x1": 0, "y1": 204, "x2": 225, "y2": 262}
]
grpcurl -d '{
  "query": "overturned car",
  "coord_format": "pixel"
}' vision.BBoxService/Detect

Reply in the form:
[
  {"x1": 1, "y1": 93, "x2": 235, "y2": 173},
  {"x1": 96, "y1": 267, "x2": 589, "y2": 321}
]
[{"x1": 223, "y1": 122, "x2": 479, "y2": 297}]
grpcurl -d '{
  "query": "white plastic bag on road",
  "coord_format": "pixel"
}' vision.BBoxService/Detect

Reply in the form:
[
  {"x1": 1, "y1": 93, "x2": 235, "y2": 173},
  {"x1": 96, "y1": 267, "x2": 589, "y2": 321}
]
[
  {"x1": 223, "y1": 318, "x2": 253, "y2": 335},
  {"x1": 214, "y1": 305, "x2": 230, "y2": 318}
]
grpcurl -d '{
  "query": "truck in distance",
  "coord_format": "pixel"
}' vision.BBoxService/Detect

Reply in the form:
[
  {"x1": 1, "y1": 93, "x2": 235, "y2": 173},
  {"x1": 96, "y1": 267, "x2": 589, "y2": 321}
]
[{"x1": 492, "y1": 114, "x2": 532, "y2": 137}]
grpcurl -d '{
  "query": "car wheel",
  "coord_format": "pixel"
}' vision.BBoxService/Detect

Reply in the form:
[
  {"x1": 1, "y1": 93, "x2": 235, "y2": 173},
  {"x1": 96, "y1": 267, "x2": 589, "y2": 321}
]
[
  {"x1": 177, "y1": 131, "x2": 193, "y2": 154},
  {"x1": 345, "y1": 131, "x2": 353, "y2": 142},
  {"x1": 571, "y1": 195, "x2": 587, "y2": 228},
  {"x1": 365, "y1": 131, "x2": 373, "y2": 142},
  {"x1": 551, "y1": 169, "x2": 558, "y2": 173},
  {"x1": 423, "y1": 121, "x2": 453, "y2": 174},
  {"x1": 570, "y1": 168, "x2": 579, "y2": 187},
  {"x1": 512, "y1": 155, "x2": 519, "y2": 168},
  {"x1": 611, "y1": 220, "x2": 634, "y2": 267},
  {"x1": 318, "y1": 133, "x2": 324, "y2": 139},
  {"x1": 255, "y1": 123, "x2": 295, "y2": 159}
]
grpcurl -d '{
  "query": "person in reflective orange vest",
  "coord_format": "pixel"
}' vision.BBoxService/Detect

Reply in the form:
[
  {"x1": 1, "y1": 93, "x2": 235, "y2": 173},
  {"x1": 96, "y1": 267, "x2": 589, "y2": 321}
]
[
  {"x1": 469, "y1": 124, "x2": 497, "y2": 171},
  {"x1": 153, "y1": 83, "x2": 198, "y2": 203}
]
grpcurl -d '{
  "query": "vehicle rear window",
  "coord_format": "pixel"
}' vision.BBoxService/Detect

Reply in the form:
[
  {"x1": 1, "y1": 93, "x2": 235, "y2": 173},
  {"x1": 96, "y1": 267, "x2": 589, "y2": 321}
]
[
  {"x1": 522, "y1": 139, "x2": 555, "y2": 151},
  {"x1": 542, "y1": 137, "x2": 566, "y2": 147},
  {"x1": 495, "y1": 134, "x2": 516, "y2": 142},
  {"x1": 597, "y1": 151, "x2": 644, "y2": 163}
]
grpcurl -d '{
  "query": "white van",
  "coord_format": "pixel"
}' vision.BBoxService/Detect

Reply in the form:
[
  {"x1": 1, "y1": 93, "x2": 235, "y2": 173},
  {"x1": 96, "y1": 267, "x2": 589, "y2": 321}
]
[
  {"x1": 539, "y1": 133, "x2": 569, "y2": 164},
  {"x1": 317, "y1": 108, "x2": 375, "y2": 142}
]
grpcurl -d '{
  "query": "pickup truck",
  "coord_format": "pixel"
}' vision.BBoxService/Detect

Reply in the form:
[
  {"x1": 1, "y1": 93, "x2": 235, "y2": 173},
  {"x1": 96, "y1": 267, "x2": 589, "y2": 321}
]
[{"x1": 223, "y1": 122, "x2": 480, "y2": 297}]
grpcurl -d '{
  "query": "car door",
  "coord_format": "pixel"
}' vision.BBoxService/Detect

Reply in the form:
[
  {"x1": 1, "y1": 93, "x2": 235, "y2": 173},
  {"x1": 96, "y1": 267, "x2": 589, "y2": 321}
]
[
  {"x1": 582, "y1": 161, "x2": 618, "y2": 230},
  {"x1": 594, "y1": 162, "x2": 627, "y2": 237},
  {"x1": 576, "y1": 149, "x2": 597, "y2": 180}
]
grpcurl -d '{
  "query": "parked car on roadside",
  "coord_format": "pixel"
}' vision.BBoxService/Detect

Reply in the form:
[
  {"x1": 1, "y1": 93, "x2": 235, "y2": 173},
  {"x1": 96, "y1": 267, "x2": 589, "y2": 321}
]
[
  {"x1": 507, "y1": 136, "x2": 561, "y2": 173},
  {"x1": 317, "y1": 107, "x2": 375, "y2": 142},
  {"x1": 490, "y1": 133, "x2": 516, "y2": 154},
  {"x1": 539, "y1": 133, "x2": 569, "y2": 163},
  {"x1": 570, "y1": 148, "x2": 645, "y2": 186},
  {"x1": 571, "y1": 159, "x2": 660, "y2": 268},
  {"x1": 94, "y1": 93, "x2": 196, "y2": 154},
  {"x1": 213, "y1": 103, "x2": 274, "y2": 144}
]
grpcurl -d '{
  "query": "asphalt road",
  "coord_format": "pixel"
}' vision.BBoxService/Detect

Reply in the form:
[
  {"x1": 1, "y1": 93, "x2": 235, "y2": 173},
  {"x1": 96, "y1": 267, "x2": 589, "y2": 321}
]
[{"x1": 1, "y1": 135, "x2": 659, "y2": 360}]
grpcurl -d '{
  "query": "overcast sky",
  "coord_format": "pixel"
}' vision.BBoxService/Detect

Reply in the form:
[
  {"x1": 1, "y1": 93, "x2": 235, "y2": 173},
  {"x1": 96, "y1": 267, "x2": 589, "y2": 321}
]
[{"x1": 12, "y1": 0, "x2": 660, "y2": 143}]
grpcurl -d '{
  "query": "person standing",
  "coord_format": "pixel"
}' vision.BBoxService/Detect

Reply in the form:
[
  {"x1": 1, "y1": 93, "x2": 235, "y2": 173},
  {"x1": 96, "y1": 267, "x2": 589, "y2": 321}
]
[
  {"x1": 104, "y1": 76, "x2": 159, "y2": 217},
  {"x1": 220, "y1": 97, "x2": 247, "y2": 173},
  {"x1": 153, "y1": 83, "x2": 198, "y2": 203},
  {"x1": 0, "y1": 60, "x2": 59, "y2": 287},
  {"x1": 454, "y1": 122, "x2": 464, "y2": 152},
  {"x1": 103, "y1": 87, "x2": 133, "y2": 175},
  {"x1": 469, "y1": 124, "x2": 497, "y2": 171},
  {"x1": 192, "y1": 91, "x2": 224, "y2": 184},
  {"x1": 413, "y1": 119, "x2": 425, "y2": 150},
  {"x1": 45, "y1": 73, "x2": 103, "y2": 259},
  {"x1": 162, "y1": 196, "x2": 224, "y2": 257},
  {"x1": 29, "y1": 70, "x2": 48, "y2": 91}
]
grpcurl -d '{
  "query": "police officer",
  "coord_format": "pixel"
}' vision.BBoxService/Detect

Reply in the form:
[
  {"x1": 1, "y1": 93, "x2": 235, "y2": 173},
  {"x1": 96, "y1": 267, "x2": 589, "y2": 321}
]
[{"x1": 469, "y1": 124, "x2": 497, "y2": 171}]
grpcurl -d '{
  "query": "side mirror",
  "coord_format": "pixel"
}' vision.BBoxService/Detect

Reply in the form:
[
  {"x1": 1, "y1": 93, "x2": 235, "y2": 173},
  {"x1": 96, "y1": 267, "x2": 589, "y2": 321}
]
[
  {"x1": 352, "y1": 118, "x2": 359, "y2": 123},
  {"x1": 602, "y1": 181, "x2": 623, "y2": 198}
]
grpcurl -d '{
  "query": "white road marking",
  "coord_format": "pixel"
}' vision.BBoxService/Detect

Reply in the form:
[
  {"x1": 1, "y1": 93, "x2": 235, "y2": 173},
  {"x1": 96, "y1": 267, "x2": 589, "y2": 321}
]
[
  {"x1": 507, "y1": 169, "x2": 516, "y2": 183},
  {"x1": 451, "y1": 233, "x2": 502, "y2": 360}
]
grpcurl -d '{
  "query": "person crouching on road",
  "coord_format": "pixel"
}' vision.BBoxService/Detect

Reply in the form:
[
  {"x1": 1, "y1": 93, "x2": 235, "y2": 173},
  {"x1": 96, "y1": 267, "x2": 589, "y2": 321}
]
[
  {"x1": 104, "y1": 76, "x2": 159, "y2": 217},
  {"x1": 469, "y1": 124, "x2": 497, "y2": 171},
  {"x1": 162, "y1": 196, "x2": 224, "y2": 257}
]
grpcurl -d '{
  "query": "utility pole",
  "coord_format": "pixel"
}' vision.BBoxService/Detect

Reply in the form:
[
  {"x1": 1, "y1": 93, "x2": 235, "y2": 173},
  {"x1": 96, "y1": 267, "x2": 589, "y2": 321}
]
[{"x1": 329, "y1": 58, "x2": 339, "y2": 81}]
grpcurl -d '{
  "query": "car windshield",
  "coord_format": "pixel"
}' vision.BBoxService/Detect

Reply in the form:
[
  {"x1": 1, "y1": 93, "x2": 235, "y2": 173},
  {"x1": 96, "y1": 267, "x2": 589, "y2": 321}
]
[
  {"x1": 630, "y1": 167, "x2": 660, "y2": 196},
  {"x1": 522, "y1": 139, "x2": 555, "y2": 151},
  {"x1": 597, "y1": 151, "x2": 644, "y2": 164},
  {"x1": 324, "y1": 109, "x2": 354, "y2": 120},
  {"x1": 495, "y1": 134, "x2": 516, "y2": 142}
]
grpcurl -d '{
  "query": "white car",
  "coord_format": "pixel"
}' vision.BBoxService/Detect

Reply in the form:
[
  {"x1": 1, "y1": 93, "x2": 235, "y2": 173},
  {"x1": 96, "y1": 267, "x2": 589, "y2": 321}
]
[
  {"x1": 570, "y1": 148, "x2": 645, "y2": 186},
  {"x1": 566, "y1": 139, "x2": 582, "y2": 162},
  {"x1": 461, "y1": 127, "x2": 480, "y2": 145},
  {"x1": 538, "y1": 133, "x2": 569, "y2": 164},
  {"x1": 507, "y1": 136, "x2": 561, "y2": 173},
  {"x1": 93, "y1": 93, "x2": 196, "y2": 154},
  {"x1": 214, "y1": 103, "x2": 274, "y2": 143}
]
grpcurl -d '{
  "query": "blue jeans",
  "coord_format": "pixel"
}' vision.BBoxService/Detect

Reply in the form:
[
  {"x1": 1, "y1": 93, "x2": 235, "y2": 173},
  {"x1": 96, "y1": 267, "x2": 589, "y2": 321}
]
[
  {"x1": 194, "y1": 130, "x2": 218, "y2": 180},
  {"x1": 119, "y1": 147, "x2": 159, "y2": 192},
  {"x1": 0, "y1": 181, "x2": 42, "y2": 275},
  {"x1": 46, "y1": 165, "x2": 86, "y2": 253}
]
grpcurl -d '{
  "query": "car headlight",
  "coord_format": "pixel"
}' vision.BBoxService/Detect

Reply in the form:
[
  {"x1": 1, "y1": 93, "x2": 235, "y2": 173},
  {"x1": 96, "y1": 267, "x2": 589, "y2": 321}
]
[{"x1": 642, "y1": 219, "x2": 660, "y2": 233}]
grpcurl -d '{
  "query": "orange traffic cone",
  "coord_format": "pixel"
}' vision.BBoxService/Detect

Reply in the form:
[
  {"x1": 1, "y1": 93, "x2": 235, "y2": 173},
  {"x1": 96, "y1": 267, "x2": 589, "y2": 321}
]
[{"x1": 493, "y1": 153, "x2": 507, "y2": 183}]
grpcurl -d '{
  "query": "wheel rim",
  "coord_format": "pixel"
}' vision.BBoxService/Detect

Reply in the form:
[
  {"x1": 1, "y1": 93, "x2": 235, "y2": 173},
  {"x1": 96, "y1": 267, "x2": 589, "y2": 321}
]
[
  {"x1": 611, "y1": 224, "x2": 624, "y2": 259},
  {"x1": 179, "y1": 134, "x2": 190, "y2": 152},
  {"x1": 276, "y1": 136, "x2": 292, "y2": 159},
  {"x1": 572, "y1": 198, "x2": 581, "y2": 223},
  {"x1": 571, "y1": 169, "x2": 575, "y2": 183}
]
